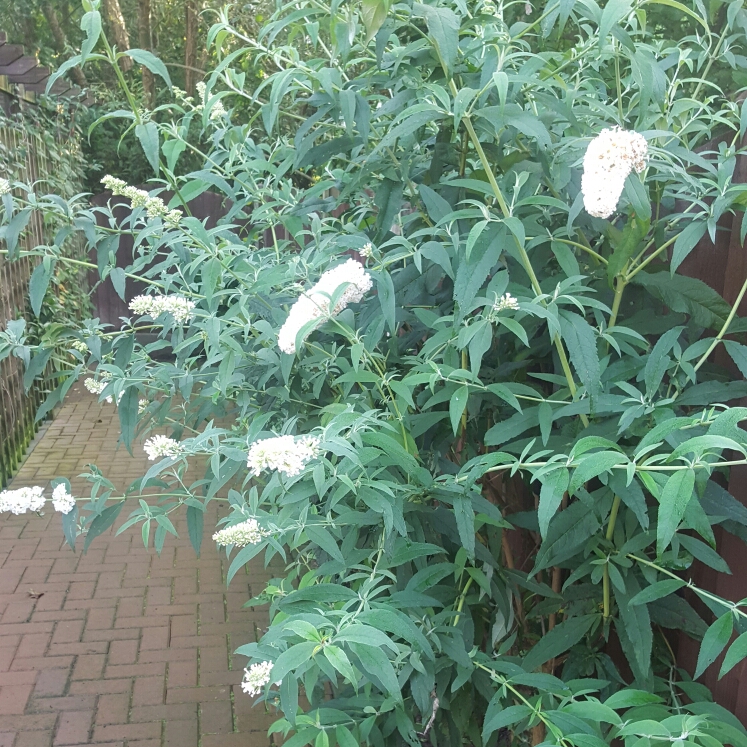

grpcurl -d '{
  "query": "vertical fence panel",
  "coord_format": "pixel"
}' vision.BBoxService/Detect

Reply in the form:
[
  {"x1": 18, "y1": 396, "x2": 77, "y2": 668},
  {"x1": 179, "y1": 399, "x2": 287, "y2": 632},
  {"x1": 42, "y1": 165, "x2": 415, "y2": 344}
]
[{"x1": 0, "y1": 113, "x2": 86, "y2": 487}]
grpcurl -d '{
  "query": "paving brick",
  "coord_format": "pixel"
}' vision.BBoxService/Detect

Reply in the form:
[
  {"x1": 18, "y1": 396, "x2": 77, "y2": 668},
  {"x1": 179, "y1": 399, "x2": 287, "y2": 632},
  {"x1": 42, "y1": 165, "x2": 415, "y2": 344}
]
[
  {"x1": 0, "y1": 684, "x2": 33, "y2": 714},
  {"x1": 71, "y1": 655, "x2": 106, "y2": 681},
  {"x1": 166, "y1": 686, "x2": 230, "y2": 704},
  {"x1": 29, "y1": 695, "x2": 96, "y2": 713},
  {"x1": 131, "y1": 677, "x2": 164, "y2": 707},
  {"x1": 200, "y1": 701, "x2": 233, "y2": 734},
  {"x1": 164, "y1": 720, "x2": 197, "y2": 747},
  {"x1": 166, "y1": 661, "x2": 196, "y2": 688},
  {"x1": 33, "y1": 669, "x2": 70, "y2": 698},
  {"x1": 92, "y1": 723, "x2": 161, "y2": 742},
  {"x1": 107, "y1": 640, "x2": 138, "y2": 666},
  {"x1": 94, "y1": 694, "x2": 129, "y2": 726},
  {"x1": 53, "y1": 710, "x2": 93, "y2": 745},
  {"x1": 51, "y1": 621, "x2": 84, "y2": 645},
  {"x1": 14, "y1": 730, "x2": 53, "y2": 747},
  {"x1": 129, "y1": 703, "x2": 196, "y2": 722}
]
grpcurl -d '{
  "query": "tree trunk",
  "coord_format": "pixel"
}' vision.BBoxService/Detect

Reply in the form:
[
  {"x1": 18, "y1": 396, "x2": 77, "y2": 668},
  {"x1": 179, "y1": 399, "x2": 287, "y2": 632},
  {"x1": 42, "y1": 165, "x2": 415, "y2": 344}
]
[
  {"x1": 43, "y1": 2, "x2": 89, "y2": 88},
  {"x1": 101, "y1": 0, "x2": 133, "y2": 72},
  {"x1": 137, "y1": 0, "x2": 155, "y2": 107},
  {"x1": 184, "y1": 0, "x2": 200, "y2": 95}
]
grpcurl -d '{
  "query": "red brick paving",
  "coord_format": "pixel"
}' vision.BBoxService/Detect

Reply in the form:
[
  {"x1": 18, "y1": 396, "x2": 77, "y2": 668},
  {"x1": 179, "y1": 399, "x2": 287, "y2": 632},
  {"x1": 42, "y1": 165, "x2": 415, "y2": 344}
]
[{"x1": 0, "y1": 387, "x2": 276, "y2": 747}]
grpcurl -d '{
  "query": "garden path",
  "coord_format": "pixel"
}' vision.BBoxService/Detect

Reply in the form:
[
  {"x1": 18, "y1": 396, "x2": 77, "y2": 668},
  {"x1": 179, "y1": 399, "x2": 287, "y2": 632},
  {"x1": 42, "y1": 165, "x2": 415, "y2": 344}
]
[{"x1": 0, "y1": 386, "x2": 275, "y2": 747}]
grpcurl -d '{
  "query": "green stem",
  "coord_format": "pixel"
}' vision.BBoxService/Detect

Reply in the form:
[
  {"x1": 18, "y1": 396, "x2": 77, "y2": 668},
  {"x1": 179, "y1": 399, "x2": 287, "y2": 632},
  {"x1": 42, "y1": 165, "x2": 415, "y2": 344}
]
[
  {"x1": 451, "y1": 83, "x2": 588, "y2": 425},
  {"x1": 629, "y1": 554, "x2": 747, "y2": 621},
  {"x1": 694, "y1": 272, "x2": 747, "y2": 372},
  {"x1": 0, "y1": 250, "x2": 166, "y2": 289},
  {"x1": 625, "y1": 233, "x2": 680, "y2": 281},
  {"x1": 453, "y1": 576, "x2": 474, "y2": 627},
  {"x1": 553, "y1": 237, "x2": 607, "y2": 265},
  {"x1": 602, "y1": 495, "x2": 621, "y2": 619},
  {"x1": 608, "y1": 275, "x2": 626, "y2": 330}
]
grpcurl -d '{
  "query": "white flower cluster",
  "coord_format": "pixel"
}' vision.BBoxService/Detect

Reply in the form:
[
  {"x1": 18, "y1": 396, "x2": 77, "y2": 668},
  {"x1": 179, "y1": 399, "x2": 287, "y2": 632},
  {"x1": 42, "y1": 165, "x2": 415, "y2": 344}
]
[
  {"x1": 101, "y1": 175, "x2": 182, "y2": 227},
  {"x1": 0, "y1": 178, "x2": 11, "y2": 195},
  {"x1": 71, "y1": 340, "x2": 88, "y2": 353},
  {"x1": 51, "y1": 484, "x2": 76, "y2": 514},
  {"x1": 83, "y1": 377, "x2": 121, "y2": 405},
  {"x1": 84, "y1": 377, "x2": 106, "y2": 395},
  {"x1": 581, "y1": 127, "x2": 648, "y2": 219},
  {"x1": 212, "y1": 518, "x2": 266, "y2": 548},
  {"x1": 360, "y1": 242, "x2": 374, "y2": 259},
  {"x1": 241, "y1": 661, "x2": 274, "y2": 697},
  {"x1": 247, "y1": 435, "x2": 320, "y2": 477},
  {"x1": 196, "y1": 82, "x2": 227, "y2": 120},
  {"x1": 143, "y1": 435, "x2": 184, "y2": 461},
  {"x1": 0, "y1": 486, "x2": 45, "y2": 515},
  {"x1": 278, "y1": 259, "x2": 372, "y2": 354},
  {"x1": 129, "y1": 294, "x2": 195, "y2": 324},
  {"x1": 493, "y1": 293, "x2": 520, "y2": 312},
  {"x1": 138, "y1": 399, "x2": 149, "y2": 414}
]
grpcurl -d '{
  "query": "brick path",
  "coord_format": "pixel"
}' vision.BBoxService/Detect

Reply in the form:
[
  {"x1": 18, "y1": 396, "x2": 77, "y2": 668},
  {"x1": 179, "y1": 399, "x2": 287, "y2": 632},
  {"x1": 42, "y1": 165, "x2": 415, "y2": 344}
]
[{"x1": 0, "y1": 386, "x2": 275, "y2": 747}]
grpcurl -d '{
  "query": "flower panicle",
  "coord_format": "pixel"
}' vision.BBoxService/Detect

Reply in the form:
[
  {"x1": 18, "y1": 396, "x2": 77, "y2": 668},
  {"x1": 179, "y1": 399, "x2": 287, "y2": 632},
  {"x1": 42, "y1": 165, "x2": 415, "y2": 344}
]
[
  {"x1": 581, "y1": 127, "x2": 648, "y2": 219},
  {"x1": 278, "y1": 259, "x2": 372, "y2": 354},
  {"x1": 212, "y1": 518, "x2": 267, "y2": 548},
  {"x1": 129, "y1": 294, "x2": 195, "y2": 324},
  {"x1": 143, "y1": 435, "x2": 184, "y2": 461},
  {"x1": 247, "y1": 435, "x2": 320, "y2": 477}
]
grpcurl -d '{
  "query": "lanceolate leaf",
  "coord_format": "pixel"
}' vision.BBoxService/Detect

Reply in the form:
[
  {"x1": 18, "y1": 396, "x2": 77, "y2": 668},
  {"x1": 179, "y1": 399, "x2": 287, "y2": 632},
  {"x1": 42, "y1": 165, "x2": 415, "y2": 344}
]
[
  {"x1": 538, "y1": 467, "x2": 569, "y2": 538},
  {"x1": 559, "y1": 311, "x2": 601, "y2": 409},
  {"x1": 657, "y1": 468, "x2": 695, "y2": 556},
  {"x1": 523, "y1": 614, "x2": 598, "y2": 671},
  {"x1": 695, "y1": 612, "x2": 734, "y2": 679}
]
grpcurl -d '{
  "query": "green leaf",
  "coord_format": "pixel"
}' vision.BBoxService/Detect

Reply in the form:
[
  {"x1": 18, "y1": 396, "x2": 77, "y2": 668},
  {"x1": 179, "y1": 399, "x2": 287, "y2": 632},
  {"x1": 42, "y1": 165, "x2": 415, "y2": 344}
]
[
  {"x1": 614, "y1": 576, "x2": 653, "y2": 684},
  {"x1": 360, "y1": 0, "x2": 390, "y2": 42},
  {"x1": 482, "y1": 704, "x2": 532, "y2": 743},
  {"x1": 719, "y1": 630, "x2": 747, "y2": 678},
  {"x1": 534, "y1": 500, "x2": 600, "y2": 572},
  {"x1": 272, "y1": 641, "x2": 318, "y2": 682},
  {"x1": 453, "y1": 225, "x2": 502, "y2": 308},
  {"x1": 186, "y1": 504, "x2": 203, "y2": 557},
  {"x1": 599, "y1": 0, "x2": 633, "y2": 41},
  {"x1": 377, "y1": 270, "x2": 396, "y2": 333},
  {"x1": 4, "y1": 208, "x2": 31, "y2": 258},
  {"x1": 305, "y1": 524, "x2": 345, "y2": 563},
  {"x1": 324, "y1": 644, "x2": 357, "y2": 685},
  {"x1": 118, "y1": 386, "x2": 139, "y2": 453},
  {"x1": 523, "y1": 614, "x2": 597, "y2": 670},
  {"x1": 607, "y1": 217, "x2": 648, "y2": 285},
  {"x1": 609, "y1": 473, "x2": 649, "y2": 530},
  {"x1": 632, "y1": 271, "x2": 730, "y2": 331},
  {"x1": 80, "y1": 8, "x2": 102, "y2": 62},
  {"x1": 453, "y1": 493, "x2": 475, "y2": 560},
  {"x1": 124, "y1": 49, "x2": 172, "y2": 87},
  {"x1": 671, "y1": 221, "x2": 707, "y2": 274},
  {"x1": 418, "y1": 4, "x2": 460, "y2": 76},
  {"x1": 349, "y1": 642, "x2": 402, "y2": 702},
  {"x1": 449, "y1": 386, "x2": 469, "y2": 435},
  {"x1": 484, "y1": 406, "x2": 539, "y2": 446},
  {"x1": 657, "y1": 468, "x2": 695, "y2": 556},
  {"x1": 604, "y1": 689, "x2": 663, "y2": 709},
  {"x1": 538, "y1": 468, "x2": 569, "y2": 539},
  {"x1": 84, "y1": 501, "x2": 125, "y2": 552},
  {"x1": 560, "y1": 311, "x2": 601, "y2": 408},
  {"x1": 569, "y1": 451, "x2": 627, "y2": 497},
  {"x1": 629, "y1": 579, "x2": 686, "y2": 606},
  {"x1": 724, "y1": 340, "x2": 747, "y2": 380},
  {"x1": 29, "y1": 259, "x2": 54, "y2": 317},
  {"x1": 419, "y1": 184, "x2": 452, "y2": 223},
  {"x1": 135, "y1": 122, "x2": 160, "y2": 175},
  {"x1": 373, "y1": 178, "x2": 403, "y2": 238},
  {"x1": 695, "y1": 612, "x2": 734, "y2": 679}
]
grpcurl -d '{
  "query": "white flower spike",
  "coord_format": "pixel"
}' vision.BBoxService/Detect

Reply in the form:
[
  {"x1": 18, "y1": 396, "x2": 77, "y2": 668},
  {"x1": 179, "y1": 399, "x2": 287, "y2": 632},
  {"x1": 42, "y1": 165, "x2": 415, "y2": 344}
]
[{"x1": 581, "y1": 127, "x2": 648, "y2": 219}]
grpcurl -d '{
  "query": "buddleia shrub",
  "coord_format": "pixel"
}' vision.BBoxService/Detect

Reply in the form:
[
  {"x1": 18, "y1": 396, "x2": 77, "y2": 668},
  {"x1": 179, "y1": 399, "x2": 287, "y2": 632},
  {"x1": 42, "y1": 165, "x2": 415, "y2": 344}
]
[{"x1": 5, "y1": 0, "x2": 747, "y2": 744}]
